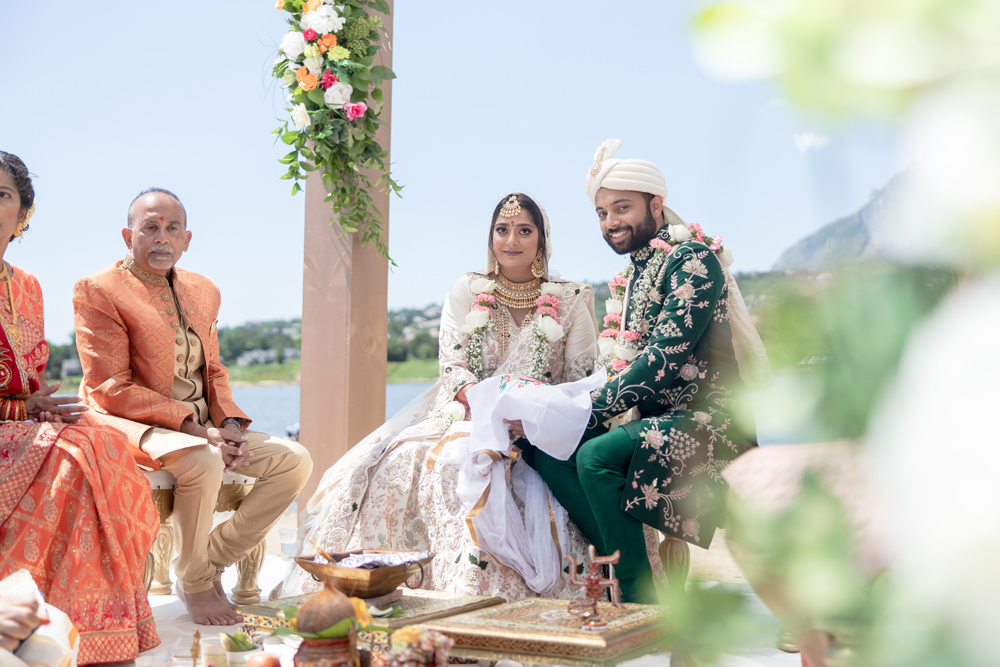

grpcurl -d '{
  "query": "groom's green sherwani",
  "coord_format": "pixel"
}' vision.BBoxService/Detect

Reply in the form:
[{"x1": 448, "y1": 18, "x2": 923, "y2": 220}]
[{"x1": 523, "y1": 225, "x2": 756, "y2": 603}]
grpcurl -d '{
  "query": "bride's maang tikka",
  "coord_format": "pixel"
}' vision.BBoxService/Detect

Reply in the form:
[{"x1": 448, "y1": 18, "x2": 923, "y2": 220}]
[{"x1": 499, "y1": 195, "x2": 521, "y2": 219}]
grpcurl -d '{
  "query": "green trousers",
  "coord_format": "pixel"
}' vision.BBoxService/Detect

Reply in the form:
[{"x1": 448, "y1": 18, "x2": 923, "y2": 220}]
[{"x1": 520, "y1": 428, "x2": 658, "y2": 604}]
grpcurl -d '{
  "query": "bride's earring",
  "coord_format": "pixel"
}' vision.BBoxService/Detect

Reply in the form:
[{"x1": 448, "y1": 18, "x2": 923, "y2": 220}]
[
  {"x1": 531, "y1": 249, "x2": 545, "y2": 278},
  {"x1": 492, "y1": 252, "x2": 500, "y2": 276}
]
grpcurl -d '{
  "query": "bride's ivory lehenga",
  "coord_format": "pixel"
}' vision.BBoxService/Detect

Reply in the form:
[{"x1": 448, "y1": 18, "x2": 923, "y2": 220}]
[{"x1": 280, "y1": 272, "x2": 601, "y2": 600}]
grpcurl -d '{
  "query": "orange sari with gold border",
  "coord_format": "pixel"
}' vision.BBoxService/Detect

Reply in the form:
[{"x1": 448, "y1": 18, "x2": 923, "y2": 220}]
[{"x1": 0, "y1": 266, "x2": 161, "y2": 664}]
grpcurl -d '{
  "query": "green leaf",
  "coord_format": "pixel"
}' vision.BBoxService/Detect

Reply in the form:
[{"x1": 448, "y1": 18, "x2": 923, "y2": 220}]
[
  {"x1": 291, "y1": 182, "x2": 301, "y2": 196},
  {"x1": 370, "y1": 65, "x2": 395, "y2": 81},
  {"x1": 280, "y1": 605, "x2": 299, "y2": 620},
  {"x1": 307, "y1": 88, "x2": 326, "y2": 106},
  {"x1": 316, "y1": 618, "x2": 355, "y2": 639},
  {"x1": 468, "y1": 554, "x2": 478, "y2": 565},
  {"x1": 271, "y1": 627, "x2": 320, "y2": 639},
  {"x1": 370, "y1": 0, "x2": 390, "y2": 15},
  {"x1": 371, "y1": 87, "x2": 383, "y2": 102},
  {"x1": 281, "y1": 131, "x2": 299, "y2": 145}
]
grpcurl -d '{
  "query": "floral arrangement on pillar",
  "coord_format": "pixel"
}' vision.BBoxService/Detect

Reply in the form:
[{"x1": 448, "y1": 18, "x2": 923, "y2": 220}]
[{"x1": 272, "y1": 0, "x2": 400, "y2": 261}]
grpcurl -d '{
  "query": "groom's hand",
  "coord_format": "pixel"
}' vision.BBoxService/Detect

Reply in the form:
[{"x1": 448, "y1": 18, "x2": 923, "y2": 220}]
[{"x1": 504, "y1": 419, "x2": 525, "y2": 439}]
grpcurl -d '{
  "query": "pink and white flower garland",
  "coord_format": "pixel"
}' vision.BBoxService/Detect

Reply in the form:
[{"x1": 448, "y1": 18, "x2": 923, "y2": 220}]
[
  {"x1": 458, "y1": 277, "x2": 564, "y2": 382},
  {"x1": 595, "y1": 223, "x2": 731, "y2": 376}
]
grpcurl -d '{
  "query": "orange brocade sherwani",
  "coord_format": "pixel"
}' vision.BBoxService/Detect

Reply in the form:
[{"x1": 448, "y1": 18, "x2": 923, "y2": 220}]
[
  {"x1": 72, "y1": 258, "x2": 249, "y2": 470},
  {"x1": 0, "y1": 265, "x2": 160, "y2": 664}
]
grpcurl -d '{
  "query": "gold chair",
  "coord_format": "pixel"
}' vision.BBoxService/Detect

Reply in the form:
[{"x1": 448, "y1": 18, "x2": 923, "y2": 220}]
[{"x1": 142, "y1": 470, "x2": 267, "y2": 605}]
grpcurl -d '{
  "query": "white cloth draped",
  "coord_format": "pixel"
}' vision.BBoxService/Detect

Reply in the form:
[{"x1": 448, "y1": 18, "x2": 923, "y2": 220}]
[{"x1": 434, "y1": 372, "x2": 607, "y2": 595}]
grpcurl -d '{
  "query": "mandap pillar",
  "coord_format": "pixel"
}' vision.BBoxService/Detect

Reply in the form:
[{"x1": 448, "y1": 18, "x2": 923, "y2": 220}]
[{"x1": 298, "y1": 0, "x2": 394, "y2": 508}]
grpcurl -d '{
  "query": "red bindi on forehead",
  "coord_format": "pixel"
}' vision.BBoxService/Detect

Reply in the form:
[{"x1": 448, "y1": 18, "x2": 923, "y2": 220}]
[{"x1": 159, "y1": 216, "x2": 164, "y2": 220}]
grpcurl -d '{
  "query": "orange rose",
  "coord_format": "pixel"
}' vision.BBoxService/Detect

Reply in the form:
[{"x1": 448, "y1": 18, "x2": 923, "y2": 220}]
[
  {"x1": 296, "y1": 66, "x2": 319, "y2": 91},
  {"x1": 317, "y1": 34, "x2": 337, "y2": 54},
  {"x1": 300, "y1": 73, "x2": 319, "y2": 91},
  {"x1": 303, "y1": 0, "x2": 322, "y2": 13},
  {"x1": 274, "y1": 0, "x2": 284, "y2": 8}
]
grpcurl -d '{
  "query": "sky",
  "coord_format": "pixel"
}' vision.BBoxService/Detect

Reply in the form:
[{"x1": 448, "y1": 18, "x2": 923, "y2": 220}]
[{"x1": 0, "y1": 0, "x2": 906, "y2": 344}]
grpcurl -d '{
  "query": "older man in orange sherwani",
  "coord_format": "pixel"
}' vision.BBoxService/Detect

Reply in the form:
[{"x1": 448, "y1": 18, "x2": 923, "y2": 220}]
[{"x1": 73, "y1": 187, "x2": 312, "y2": 626}]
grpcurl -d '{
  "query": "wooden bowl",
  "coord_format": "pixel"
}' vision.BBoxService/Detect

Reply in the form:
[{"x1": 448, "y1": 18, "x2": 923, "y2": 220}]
[{"x1": 294, "y1": 551, "x2": 435, "y2": 598}]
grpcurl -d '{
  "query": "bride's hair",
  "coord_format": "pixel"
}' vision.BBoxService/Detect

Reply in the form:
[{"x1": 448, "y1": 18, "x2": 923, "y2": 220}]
[{"x1": 487, "y1": 193, "x2": 546, "y2": 260}]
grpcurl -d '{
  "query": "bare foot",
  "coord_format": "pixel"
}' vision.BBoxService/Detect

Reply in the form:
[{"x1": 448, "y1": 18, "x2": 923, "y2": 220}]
[
  {"x1": 178, "y1": 586, "x2": 244, "y2": 625},
  {"x1": 214, "y1": 580, "x2": 239, "y2": 611}
]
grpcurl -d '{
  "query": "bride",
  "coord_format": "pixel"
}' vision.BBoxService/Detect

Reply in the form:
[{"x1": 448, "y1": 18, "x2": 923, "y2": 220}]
[{"x1": 281, "y1": 193, "x2": 600, "y2": 600}]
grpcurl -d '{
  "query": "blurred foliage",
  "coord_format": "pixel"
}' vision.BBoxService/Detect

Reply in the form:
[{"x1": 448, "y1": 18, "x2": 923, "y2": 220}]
[
  {"x1": 741, "y1": 265, "x2": 953, "y2": 437},
  {"x1": 693, "y1": 0, "x2": 1000, "y2": 118}
]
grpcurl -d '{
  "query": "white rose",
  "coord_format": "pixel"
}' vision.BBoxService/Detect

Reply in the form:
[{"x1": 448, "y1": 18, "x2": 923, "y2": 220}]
[
  {"x1": 718, "y1": 247, "x2": 734, "y2": 267},
  {"x1": 304, "y1": 56, "x2": 323, "y2": 75},
  {"x1": 465, "y1": 309, "x2": 489, "y2": 330},
  {"x1": 669, "y1": 224, "x2": 691, "y2": 242},
  {"x1": 470, "y1": 278, "x2": 496, "y2": 294},
  {"x1": 443, "y1": 401, "x2": 467, "y2": 422},
  {"x1": 540, "y1": 282, "x2": 562, "y2": 296},
  {"x1": 605, "y1": 299, "x2": 623, "y2": 315},
  {"x1": 538, "y1": 316, "x2": 564, "y2": 343},
  {"x1": 324, "y1": 81, "x2": 353, "y2": 108},
  {"x1": 280, "y1": 31, "x2": 306, "y2": 59},
  {"x1": 615, "y1": 344, "x2": 636, "y2": 360},
  {"x1": 301, "y1": 5, "x2": 346, "y2": 34},
  {"x1": 598, "y1": 337, "x2": 617, "y2": 356},
  {"x1": 291, "y1": 104, "x2": 311, "y2": 128}
]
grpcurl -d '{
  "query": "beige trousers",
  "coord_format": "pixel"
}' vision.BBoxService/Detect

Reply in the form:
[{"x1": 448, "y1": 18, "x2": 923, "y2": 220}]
[{"x1": 148, "y1": 428, "x2": 313, "y2": 594}]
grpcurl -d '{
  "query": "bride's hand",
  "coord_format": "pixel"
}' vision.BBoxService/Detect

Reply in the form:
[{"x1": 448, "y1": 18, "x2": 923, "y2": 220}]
[
  {"x1": 455, "y1": 383, "x2": 476, "y2": 409},
  {"x1": 504, "y1": 419, "x2": 525, "y2": 439}
]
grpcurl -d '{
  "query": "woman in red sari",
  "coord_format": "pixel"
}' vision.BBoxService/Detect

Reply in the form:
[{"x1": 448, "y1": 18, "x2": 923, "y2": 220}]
[{"x1": 0, "y1": 151, "x2": 161, "y2": 664}]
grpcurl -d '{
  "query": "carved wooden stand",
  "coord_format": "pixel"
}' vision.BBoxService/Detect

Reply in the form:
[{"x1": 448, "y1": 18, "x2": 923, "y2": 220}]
[{"x1": 144, "y1": 482, "x2": 266, "y2": 604}]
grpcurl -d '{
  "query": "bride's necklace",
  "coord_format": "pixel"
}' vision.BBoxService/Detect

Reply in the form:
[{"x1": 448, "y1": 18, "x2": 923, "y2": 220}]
[
  {"x1": 493, "y1": 272, "x2": 542, "y2": 360},
  {"x1": 0, "y1": 262, "x2": 21, "y2": 347},
  {"x1": 493, "y1": 272, "x2": 542, "y2": 309}
]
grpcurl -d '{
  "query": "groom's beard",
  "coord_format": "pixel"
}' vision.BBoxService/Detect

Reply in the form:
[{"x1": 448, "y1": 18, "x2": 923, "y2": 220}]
[{"x1": 603, "y1": 205, "x2": 658, "y2": 255}]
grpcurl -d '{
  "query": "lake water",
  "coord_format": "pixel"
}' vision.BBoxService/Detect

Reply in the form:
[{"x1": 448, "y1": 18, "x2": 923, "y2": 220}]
[{"x1": 232, "y1": 374, "x2": 818, "y2": 446}]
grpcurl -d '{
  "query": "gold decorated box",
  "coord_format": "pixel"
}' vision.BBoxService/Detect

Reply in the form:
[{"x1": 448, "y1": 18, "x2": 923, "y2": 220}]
[{"x1": 423, "y1": 598, "x2": 668, "y2": 667}]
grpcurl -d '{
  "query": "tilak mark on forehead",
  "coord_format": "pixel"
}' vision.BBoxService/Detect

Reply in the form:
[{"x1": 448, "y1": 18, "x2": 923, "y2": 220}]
[{"x1": 159, "y1": 216, "x2": 164, "y2": 220}]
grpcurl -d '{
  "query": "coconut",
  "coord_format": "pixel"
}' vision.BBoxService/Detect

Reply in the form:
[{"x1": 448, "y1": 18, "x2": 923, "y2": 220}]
[{"x1": 296, "y1": 581, "x2": 357, "y2": 634}]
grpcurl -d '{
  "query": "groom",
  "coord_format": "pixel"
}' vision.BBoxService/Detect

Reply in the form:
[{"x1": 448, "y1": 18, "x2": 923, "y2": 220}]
[{"x1": 523, "y1": 140, "x2": 758, "y2": 604}]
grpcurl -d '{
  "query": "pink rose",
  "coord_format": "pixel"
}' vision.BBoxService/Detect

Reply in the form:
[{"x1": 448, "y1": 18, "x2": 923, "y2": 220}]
[
  {"x1": 603, "y1": 313, "x2": 621, "y2": 328},
  {"x1": 537, "y1": 306, "x2": 559, "y2": 319},
  {"x1": 320, "y1": 69, "x2": 339, "y2": 90},
  {"x1": 709, "y1": 234, "x2": 722, "y2": 252},
  {"x1": 599, "y1": 329, "x2": 619, "y2": 339},
  {"x1": 303, "y1": 28, "x2": 318, "y2": 41},
  {"x1": 649, "y1": 238, "x2": 670, "y2": 252},
  {"x1": 612, "y1": 359, "x2": 629, "y2": 372},
  {"x1": 688, "y1": 223, "x2": 704, "y2": 243},
  {"x1": 472, "y1": 304, "x2": 490, "y2": 312},
  {"x1": 344, "y1": 101, "x2": 368, "y2": 120}
]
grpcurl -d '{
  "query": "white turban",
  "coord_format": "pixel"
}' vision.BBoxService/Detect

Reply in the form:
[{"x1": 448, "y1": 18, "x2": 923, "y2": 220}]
[
  {"x1": 585, "y1": 139, "x2": 668, "y2": 205},
  {"x1": 584, "y1": 138, "x2": 772, "y2": 392}
]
